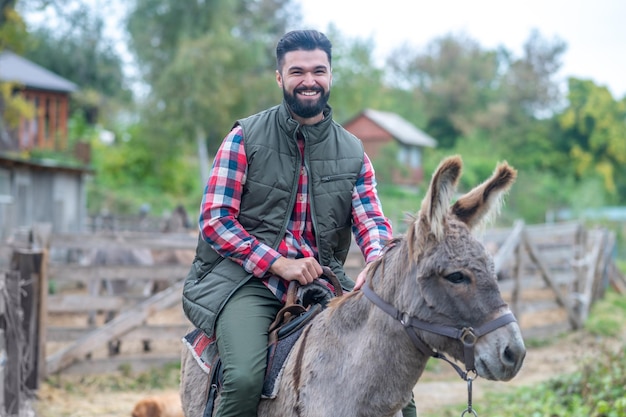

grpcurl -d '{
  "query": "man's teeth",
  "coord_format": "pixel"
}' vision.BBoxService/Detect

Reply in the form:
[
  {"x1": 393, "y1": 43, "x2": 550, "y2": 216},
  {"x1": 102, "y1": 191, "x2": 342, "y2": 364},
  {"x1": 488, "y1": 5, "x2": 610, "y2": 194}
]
[{"x1": 300, "y1": 91, "x2": 318, "y2": 96}]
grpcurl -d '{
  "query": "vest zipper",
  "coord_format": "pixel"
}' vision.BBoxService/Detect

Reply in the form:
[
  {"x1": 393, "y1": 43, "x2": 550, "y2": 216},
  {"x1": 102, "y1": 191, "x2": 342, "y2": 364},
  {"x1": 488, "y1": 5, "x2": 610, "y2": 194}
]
[{"x1": 321, "y1": 173, "x2": 357, "y2": 182}]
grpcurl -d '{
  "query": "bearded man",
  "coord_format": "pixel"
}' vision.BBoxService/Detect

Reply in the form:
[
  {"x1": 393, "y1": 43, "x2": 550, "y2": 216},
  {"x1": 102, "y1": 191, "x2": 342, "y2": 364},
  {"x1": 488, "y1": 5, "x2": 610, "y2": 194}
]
[{"x1": 182, "y1": 29, "x2": 416, "y2": 417}]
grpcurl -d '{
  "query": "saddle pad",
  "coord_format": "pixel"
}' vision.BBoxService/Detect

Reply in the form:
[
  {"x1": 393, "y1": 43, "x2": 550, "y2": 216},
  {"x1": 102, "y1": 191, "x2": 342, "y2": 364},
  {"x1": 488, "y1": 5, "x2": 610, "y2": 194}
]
[
  {"x1": 182, "y1": 328, "x2": 214, "y2": 374},
  {"x1": 262, "y1": 325, "x2": 303, "y2": 399}
]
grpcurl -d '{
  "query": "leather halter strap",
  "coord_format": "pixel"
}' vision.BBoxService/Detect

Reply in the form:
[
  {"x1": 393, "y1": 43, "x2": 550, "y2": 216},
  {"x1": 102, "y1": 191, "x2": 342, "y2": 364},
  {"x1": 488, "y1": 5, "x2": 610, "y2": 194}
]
[{"x1": 361, "y1": 282, "x2": 517, "y2": 381}]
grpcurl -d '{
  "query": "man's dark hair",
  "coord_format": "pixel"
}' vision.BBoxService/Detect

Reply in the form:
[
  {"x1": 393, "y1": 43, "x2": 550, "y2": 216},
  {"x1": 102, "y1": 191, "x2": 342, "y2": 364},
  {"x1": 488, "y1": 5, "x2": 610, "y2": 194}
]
[{"x1": 276, "y1": 30, "x2": 332, "y2": 71}]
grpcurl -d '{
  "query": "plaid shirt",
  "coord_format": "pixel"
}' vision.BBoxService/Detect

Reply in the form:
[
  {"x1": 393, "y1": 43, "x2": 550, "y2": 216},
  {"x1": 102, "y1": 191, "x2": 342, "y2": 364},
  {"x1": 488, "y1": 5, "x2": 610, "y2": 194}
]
[{"x1": 199, "y1": 125, "x2": 392, "y2": 302}]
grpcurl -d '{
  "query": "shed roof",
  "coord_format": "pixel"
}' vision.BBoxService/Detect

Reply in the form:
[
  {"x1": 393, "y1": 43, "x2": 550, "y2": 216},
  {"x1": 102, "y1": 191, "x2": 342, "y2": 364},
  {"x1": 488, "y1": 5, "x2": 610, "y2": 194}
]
[
  {"x1": 0, "y1": 50, "x2": 78, "y2": 92},
  {"x1": 0, "y1": 152, "x2": 92, "y2": 174},
  {"x1": 362, "y1": 109, "x2": 437, "y2": 148}
]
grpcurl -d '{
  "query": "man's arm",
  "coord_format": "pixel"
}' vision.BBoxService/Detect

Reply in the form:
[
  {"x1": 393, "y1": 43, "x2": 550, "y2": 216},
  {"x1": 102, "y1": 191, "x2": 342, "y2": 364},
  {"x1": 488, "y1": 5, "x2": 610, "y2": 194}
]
[
  {"x1": 350, "y1": 153, "x2": 393, "y2": 289},
  {"x1": 199, "y1": 126, "x2": 281, "y2": 278}
]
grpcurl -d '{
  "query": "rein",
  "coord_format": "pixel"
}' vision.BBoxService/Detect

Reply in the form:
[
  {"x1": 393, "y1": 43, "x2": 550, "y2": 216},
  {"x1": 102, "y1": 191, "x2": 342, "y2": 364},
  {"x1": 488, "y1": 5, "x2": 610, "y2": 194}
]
[{"x1": 361, "y1": 282, "x2": 517, "y2": 381}]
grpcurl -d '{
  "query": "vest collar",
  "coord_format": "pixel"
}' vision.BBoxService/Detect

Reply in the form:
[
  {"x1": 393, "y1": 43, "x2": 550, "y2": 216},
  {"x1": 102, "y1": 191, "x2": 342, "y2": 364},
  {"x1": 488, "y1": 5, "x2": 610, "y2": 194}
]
[{"x1": 279, "y1": 100, "x2": 334, "y2": 145}]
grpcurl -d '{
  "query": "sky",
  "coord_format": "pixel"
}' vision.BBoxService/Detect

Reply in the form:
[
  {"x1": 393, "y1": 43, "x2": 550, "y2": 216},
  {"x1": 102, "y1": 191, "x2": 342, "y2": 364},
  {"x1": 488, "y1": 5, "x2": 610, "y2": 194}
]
[{"x1": 298, "y1": 0, "x2": 626, "y2": 99}]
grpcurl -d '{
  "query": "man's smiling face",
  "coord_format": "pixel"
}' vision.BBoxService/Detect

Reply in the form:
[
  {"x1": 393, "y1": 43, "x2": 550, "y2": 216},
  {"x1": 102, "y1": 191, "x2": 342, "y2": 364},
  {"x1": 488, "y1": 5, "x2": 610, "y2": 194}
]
[{"x1": 276, "y1": 49, "x2": 332, "y2": 125}]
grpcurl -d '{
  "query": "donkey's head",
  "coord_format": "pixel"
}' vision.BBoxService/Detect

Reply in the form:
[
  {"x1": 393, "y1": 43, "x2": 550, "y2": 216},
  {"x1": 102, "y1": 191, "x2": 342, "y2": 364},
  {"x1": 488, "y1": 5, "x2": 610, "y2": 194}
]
[{"x1": 399, "y1": 155, "x2": 525, "y2": 381}]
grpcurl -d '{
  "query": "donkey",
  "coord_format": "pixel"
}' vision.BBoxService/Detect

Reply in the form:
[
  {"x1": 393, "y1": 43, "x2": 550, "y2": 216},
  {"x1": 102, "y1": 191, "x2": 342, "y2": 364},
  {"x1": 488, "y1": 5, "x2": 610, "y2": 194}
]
[{"x1": 180, "y1": 155, "x2": 526, "y2": 417}]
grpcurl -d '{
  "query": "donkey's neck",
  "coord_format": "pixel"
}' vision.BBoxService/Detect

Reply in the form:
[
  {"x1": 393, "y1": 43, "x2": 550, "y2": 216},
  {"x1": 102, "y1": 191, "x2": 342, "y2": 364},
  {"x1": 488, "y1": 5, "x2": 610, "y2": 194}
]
[{"x1": 325, "y1": 284, "x2": 430, "y2": 397}]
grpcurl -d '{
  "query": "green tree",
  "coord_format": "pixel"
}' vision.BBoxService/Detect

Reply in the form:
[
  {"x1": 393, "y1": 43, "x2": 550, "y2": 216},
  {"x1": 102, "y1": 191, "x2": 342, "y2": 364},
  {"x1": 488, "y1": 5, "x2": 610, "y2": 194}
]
[
  {"x1": 386, "y1": 30, "x2": 566, "y2": 155},
  {"x1": 0, "y1": 0, "x2": 29, "y2": 51},
  {"x1": 501, "y1": 29, "x2": 566, "y2": 119},
  {"x1": 126, "y1": 0, "x2": 299, "y2": 182},
  {"x1": 387, "y1": 33, "x2": 502, "y2": 148},
  {"x1": 558, "y1": 78, "x2": 626, "y2": 201},
  {"x1": 22, "y1": 3, "x2": 131, "y2": 124},
  {"x1": 323, "y1": 25, "x2": 390, "y2": 123},
  {"x1": 1, "y1": 0, "x2": 34, "y2": 148},
  {"x1": 494, "y1": 30, "x2": 568, "y2": 170}
]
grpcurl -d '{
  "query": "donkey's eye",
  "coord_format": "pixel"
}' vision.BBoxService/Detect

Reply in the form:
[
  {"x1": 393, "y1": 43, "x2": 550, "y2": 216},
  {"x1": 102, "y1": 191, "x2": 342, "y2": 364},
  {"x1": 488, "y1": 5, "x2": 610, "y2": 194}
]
[{"x1": 444, "y1": 271, "x2": 468, "y2": 284}]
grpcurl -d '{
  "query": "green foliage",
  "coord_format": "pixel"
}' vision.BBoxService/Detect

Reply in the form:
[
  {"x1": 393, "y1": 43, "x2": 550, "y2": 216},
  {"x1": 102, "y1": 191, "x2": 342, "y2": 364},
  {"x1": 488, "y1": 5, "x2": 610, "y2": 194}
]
[
  {"x1": 558, "y1": 79, "x2": 626, "y2": 200},
  {"x1": 0, "y1": 3, "x2": 30, "y2": 52},
  {"x1": 45, "y1": 361, "x2": 181, "y2": 392},
  {"x1": 125, "y1": 0, "x2": 300, "y2": 186},
  {"x1": 0, "y1": 81, "x2": 35, "y2": 126},
  {"x1": 377, "y1": 184, "x2": 423, "y2": 234},
  {"x1": 325, "y1": 25, "x2": 392, "y2": 123},
  {"x1": 386, "y1": 30, "x2": 565, "y2": 151},
  {"x1": 585, "y1": 290, "x2": 626, "y2": 337},
  {"x1": 465, "y1": 343, "x2": 626, "y2": 417},
  {"x1": 86, "y1": 118, "x2": 202, "y2": 216},
  {"x1": 21, "y1": 2, "x2": 131, "y2": 126}
]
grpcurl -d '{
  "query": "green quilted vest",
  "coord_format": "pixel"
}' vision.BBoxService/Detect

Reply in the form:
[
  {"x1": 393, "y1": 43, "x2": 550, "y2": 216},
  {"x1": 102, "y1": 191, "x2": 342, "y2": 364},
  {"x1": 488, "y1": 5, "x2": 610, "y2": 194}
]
[{"x1": 182, "y1": 101, "x2": 364, "y2": 336}]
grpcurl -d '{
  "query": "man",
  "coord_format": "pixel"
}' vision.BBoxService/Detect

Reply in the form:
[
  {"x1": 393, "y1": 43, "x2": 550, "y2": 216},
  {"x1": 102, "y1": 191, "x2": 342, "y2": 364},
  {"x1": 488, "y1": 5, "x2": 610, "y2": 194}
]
[{"x1": 182, "y1": 29, "x2": 416, "y2": 417}]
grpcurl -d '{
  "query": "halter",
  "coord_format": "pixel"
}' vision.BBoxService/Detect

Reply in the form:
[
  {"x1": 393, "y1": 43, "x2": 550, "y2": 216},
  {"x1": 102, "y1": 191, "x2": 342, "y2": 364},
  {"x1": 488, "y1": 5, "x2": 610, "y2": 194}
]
[{"x1": 361, "y1": 282, "x2": 517, "y2": 381}]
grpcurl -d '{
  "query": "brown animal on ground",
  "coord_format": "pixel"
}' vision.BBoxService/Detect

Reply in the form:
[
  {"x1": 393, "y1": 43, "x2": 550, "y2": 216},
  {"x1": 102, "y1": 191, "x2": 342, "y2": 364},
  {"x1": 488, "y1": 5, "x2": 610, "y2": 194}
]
[
  {"x1": 131, "y1": 392, "x2": 184, "y2": 417},
  {"x1": 180, "y1": 155, "x2": 527, "y2": 417}
]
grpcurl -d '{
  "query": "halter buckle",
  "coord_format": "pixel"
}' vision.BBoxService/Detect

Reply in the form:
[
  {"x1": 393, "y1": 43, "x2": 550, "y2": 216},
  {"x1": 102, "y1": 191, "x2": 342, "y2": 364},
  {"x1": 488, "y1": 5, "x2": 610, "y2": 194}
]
[
  {"x1": 399, "y1": 312, "x2": 410, "y2": 327},
  {"x1": 460, "y1": 327, "x2": 478, "y2": 347}
]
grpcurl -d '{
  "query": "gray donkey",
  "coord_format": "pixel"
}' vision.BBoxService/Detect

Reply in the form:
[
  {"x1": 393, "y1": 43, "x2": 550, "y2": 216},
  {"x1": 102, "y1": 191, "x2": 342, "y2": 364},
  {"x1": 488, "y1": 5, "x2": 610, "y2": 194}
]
[{"x1": 180, "y1": 155, "x2": 526, "y2": 417}]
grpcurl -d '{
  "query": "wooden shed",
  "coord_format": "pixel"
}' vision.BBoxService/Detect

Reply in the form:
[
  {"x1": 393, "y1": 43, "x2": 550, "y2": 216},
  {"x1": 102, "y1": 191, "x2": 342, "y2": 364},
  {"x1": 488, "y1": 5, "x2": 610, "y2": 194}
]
[
  {"x1": 0, "y1": 50, "x2": 77, "y2": 151},
  {"x1": 0, "y1": 154, "x2": 91, "y2": 239},
  {"x1": 343, "y1": 109, "x2": 437, "y2": 185}
]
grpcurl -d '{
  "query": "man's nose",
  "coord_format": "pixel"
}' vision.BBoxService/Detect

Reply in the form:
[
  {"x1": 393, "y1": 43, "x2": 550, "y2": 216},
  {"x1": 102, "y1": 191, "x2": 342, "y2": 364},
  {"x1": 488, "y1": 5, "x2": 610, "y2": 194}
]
[{"x1": 302, "y1": 72, "x2": 316, "y2": 86}]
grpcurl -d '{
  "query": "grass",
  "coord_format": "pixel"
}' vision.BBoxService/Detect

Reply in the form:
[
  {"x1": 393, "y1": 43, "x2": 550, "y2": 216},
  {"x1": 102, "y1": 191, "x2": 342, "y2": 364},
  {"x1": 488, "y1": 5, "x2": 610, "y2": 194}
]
[{"x1": 585, "y1": 289, "x2": 626, "y2": 337}]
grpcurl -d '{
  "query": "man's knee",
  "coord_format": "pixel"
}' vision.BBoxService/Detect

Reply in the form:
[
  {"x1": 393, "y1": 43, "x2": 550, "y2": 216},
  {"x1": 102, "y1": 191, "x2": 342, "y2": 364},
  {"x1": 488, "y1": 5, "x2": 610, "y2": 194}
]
[{"x1": 225, "y1": 367, "x2": 264, "y2": 398}]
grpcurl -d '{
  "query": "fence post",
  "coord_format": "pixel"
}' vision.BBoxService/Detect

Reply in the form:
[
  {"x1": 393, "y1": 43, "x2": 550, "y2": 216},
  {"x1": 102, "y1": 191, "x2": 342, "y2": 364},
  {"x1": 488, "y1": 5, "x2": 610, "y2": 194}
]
[
  {"x1": 11, "y1": 249, "x2": 45, "y2": 392},
  {"x1": 3, "y1": 270, "x2": 21, "y2": 416},
  {"x1": 0, "y1": 273, "x2": 6, "y2": 414},
  {"x1": 32, "y1": 223, "x2": 51, "y2": 383}
]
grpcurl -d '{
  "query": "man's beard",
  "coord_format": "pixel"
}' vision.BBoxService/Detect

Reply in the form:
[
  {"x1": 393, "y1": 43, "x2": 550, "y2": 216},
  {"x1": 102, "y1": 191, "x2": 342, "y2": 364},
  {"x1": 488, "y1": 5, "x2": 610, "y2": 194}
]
[{"x1": 283, "y1": 86, "x2": 330, "y2": 119}]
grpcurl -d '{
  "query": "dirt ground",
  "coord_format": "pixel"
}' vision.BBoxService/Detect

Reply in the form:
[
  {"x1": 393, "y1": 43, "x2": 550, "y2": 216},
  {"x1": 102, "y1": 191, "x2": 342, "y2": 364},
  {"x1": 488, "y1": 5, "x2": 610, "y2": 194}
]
[{"x1": 32, "y1": 326, "x2": 625, "y2": 417}]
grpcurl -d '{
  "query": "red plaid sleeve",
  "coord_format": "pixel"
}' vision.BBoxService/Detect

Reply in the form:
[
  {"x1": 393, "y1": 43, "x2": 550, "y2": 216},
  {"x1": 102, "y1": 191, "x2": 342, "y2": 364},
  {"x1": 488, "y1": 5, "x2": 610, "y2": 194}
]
[
  {"x1": 351, "y1": 153, "x2": 393, "y2": 263},
  {"x1": 198, "y1": 126, "x2": 280, "y2": 277}
]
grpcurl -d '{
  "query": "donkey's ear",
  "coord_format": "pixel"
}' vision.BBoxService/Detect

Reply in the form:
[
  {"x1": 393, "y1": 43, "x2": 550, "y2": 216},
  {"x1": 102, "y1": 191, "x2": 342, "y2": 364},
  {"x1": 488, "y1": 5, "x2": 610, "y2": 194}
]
[
  {"x1": 408, "y1": 156, "x2": 462, "y2": 256},
  {"x1": 451, "y1": 161, "x2": 517, "y2": 230}
]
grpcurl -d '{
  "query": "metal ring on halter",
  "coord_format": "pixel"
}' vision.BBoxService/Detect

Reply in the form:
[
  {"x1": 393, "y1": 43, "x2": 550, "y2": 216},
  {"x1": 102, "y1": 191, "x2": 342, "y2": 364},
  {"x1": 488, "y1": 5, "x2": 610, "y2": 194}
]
[
  {"x1": 460, "y1": 376, "x2": 478, "y2": 416},
  {"x1": 460, "y1": 327, "x2": 478, "y2": 346}
]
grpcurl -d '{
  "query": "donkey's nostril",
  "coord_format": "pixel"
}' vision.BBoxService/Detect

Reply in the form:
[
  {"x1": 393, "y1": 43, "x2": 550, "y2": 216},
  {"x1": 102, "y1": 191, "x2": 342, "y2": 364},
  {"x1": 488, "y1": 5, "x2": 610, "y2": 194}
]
[
  {"x1": 503, "y1": 342, "x2": 527, "y2": 367},
  {"x1": 503, "y1": 346, "x2": 515, "y2": 364}
]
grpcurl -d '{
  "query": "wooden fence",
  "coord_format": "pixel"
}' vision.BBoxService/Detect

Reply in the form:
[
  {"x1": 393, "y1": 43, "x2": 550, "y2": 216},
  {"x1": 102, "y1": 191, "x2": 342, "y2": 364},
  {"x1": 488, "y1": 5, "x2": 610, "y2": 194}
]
[
  {"x1": 487, "y1": 221, "x2": 625, "y2": 338},
  {"x1": 43, "y1": 231, "x2": 197, "y2": 376},
  {"x1": 1, "y1": 220, "x2": 625, "y2": 412}
]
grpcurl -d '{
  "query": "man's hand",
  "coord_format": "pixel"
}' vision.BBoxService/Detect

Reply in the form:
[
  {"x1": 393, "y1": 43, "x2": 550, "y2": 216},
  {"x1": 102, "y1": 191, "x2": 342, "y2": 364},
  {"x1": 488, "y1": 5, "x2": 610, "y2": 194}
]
[
  {"x1": 269, "y1": 257, "x2": 323, "y2": 286},
  {"x1": 353, "y1": 262, "x2": 372, "y2": 291}
]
